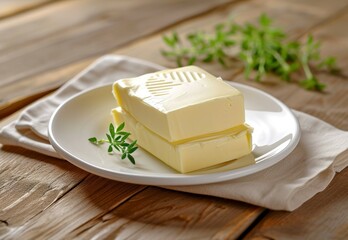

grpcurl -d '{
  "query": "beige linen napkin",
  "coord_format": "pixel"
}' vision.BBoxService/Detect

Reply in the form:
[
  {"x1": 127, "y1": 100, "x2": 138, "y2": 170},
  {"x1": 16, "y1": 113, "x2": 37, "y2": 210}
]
[{"x1": 1, "y1": 55, "x2": 347, "y2": 211}]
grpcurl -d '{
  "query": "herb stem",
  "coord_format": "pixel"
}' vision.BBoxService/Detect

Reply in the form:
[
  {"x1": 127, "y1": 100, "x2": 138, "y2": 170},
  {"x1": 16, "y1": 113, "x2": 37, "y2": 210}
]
[
  {"x1": 302, "y1": 60, "x2": 313, "y2": 80},
  {"x1": 270, "y1": 49, "x2": 290, "y2": 72}
]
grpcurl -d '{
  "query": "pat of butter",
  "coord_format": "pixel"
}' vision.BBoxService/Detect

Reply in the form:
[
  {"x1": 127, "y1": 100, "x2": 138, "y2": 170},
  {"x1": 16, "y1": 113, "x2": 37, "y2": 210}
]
[
  {"x1": 112, "y1": 107, "x2": 252, "y2": 173},
  {"x1": 113, "y1": 66, "x2": 245, "y2": 142}
]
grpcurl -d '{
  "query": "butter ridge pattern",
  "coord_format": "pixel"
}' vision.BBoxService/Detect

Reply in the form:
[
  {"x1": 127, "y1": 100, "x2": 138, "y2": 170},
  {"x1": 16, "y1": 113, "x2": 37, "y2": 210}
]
[{"x1": 145, "y1": 70, "x2": 206, "y2": 97}]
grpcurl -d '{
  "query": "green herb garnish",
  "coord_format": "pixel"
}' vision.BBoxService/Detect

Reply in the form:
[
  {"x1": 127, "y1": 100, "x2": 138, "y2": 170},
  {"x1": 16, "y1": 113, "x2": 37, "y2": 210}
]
[
  {"x1": 88, "y1": 122, "x2": 138, "y2": 164},
  {"x1": 161, "y1": 14, "x2": 339, "y2": 91}
]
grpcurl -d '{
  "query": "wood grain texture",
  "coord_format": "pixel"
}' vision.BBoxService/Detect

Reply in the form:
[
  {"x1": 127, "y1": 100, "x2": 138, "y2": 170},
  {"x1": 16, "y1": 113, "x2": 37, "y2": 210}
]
[
  {"x1": 0, "y1": 0, "x2": 57, "y2": 19},
  {"x1": 0, "y1": 0, "x2": 348, "y2": 239},
  {"x1": 0, "y1": 57, "x2": 95, "y2": 119},
  {"x1": 244, "y1": 166, "x2": 348, "y2": 240},
  {"x1": 0, "y1": 0, "x2": 234, "y2": 115},
  {"x1": 116, "y1": 0, "x2": 341, "y2": 72},
  {"x1": 73, "y1": 188, "x2": 261, "y2": 240},
  {"x1": 0, "y1": 146, "x2": 88, "y2": 236},
  {"x1": 2, "y1": 175, "x2": 146, "y2": 239},
  {"x1": 3, "y1": 0, "x2": 348, "y2": 118}
]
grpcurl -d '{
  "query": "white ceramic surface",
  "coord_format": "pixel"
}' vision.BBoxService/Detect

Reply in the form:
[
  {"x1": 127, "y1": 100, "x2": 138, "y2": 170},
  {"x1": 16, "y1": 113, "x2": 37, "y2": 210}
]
[{"x1": 48, "y1": 82, "x2": 300, "y2": 186}]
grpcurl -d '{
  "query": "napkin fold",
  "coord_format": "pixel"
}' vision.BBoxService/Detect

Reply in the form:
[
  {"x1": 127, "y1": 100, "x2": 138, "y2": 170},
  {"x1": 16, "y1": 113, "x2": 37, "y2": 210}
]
[{"x1": 1, "y1": 55, "x2": 347, "y2": 211}]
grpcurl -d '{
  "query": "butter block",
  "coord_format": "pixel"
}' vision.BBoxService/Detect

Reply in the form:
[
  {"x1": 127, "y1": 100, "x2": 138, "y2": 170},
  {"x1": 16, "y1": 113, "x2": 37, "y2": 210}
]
[
  {"x1": 112, "y1": 107, "x2": 252, "y2": 173},
  {"x1": 113, "y1": 66, "x2": 245, "y2": 142}
]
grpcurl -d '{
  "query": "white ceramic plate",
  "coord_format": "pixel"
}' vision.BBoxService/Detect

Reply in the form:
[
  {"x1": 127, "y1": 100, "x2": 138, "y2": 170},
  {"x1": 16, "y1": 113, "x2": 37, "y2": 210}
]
[{"x1": 48, "y1": 82, "x2": 300, "y2": 186}]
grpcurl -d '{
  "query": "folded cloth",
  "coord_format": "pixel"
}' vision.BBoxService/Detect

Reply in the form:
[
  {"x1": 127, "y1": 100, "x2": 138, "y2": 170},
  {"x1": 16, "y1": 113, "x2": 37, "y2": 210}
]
[
  {"x1": 0, "y1": 55, "x2": 165, "y2": 158},
  {"x1": 0, "y1": 55, "x2": 347, "y2": 211}
]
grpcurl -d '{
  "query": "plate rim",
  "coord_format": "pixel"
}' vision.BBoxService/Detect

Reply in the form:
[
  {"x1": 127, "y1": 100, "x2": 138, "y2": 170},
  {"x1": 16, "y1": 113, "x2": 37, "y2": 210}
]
[{"x1": 48, "y1": 82, "x2": 301, "y2": 186}]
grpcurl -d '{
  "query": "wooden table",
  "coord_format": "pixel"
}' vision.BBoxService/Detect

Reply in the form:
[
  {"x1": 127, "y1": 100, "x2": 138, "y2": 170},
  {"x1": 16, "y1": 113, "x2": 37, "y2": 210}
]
[{"x1": 0, "y1": 0, "x2": 347, "y2": 239}]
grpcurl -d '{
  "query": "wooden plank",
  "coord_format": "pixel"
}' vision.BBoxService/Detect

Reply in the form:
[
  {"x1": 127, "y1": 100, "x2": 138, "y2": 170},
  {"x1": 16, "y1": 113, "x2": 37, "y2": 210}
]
[
  {"x1": 0, "y1": 0, "x2": 234, "y2": 115},
  {"x1": 243, "y1": 166, "x2": 348, "y2": 240},
  {"x1": 1, "y1": 0, "x2": 348, "y2": 238},
  {"x1": 115, "y1": 0, "x2": 348, "y2": 69},
  {"x1": 3, "y1": 0, "x2": 348, "y2": 118},
  {"x1": 0, "y1": 58, "x2": 94, "y2": 119},
  {"x1": 312, "y1": 8, "x2": 348, "y2": 76},
  {"x1": 0, "y1": 145, "x2": 88, "y2": 233},
  {"x1": 0, "y1": 0, "x2": 57, "y2": 19},
  {"x1": 0, "y1": 1, "x2": 344, "y2": 118},
  {"x1": 0, "y1": 109, "x2": 91, "y2": 233},
  {"x1": 1, "y1": 173, "x2": 145, "y2": 239},
  {"x1": 8, "y1": 186, "x2": 263, "y2": 239}
]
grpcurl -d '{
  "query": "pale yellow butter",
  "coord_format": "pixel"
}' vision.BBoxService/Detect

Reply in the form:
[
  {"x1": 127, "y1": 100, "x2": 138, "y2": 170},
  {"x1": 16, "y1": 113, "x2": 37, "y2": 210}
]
[
  {"x1": 113, "y1": 66, "x2": 245, "y2": 142},
  {"x1": 112, "y1": 107, "x2": 252, "y2": 173}
]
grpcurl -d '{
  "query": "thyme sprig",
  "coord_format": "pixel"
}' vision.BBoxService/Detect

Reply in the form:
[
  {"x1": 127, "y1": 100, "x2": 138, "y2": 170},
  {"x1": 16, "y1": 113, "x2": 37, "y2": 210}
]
[{"x1": 89, "y1": 122, "x2": 138, "y2": 164}]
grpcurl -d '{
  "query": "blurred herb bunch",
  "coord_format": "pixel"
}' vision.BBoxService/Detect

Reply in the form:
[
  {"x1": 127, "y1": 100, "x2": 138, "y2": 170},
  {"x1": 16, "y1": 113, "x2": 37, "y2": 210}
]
[{"x1": 161, "y1": 14, "x2": 339, "y2": 91}]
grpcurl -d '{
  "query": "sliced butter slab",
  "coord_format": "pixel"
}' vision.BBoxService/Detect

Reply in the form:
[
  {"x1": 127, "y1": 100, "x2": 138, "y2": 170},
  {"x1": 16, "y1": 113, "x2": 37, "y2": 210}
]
[
  {"x1": 113, "y1": 66, "x2": 245, "y2": 142},
  {"x1": 112, "y1": 107, "x2": 252, "y2": 173}
]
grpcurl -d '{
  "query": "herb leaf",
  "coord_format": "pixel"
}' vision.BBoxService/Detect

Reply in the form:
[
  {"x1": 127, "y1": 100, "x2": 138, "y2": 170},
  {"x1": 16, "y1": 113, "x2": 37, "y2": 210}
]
[
  {"x1": 88, "y1": 122, "x2": 138, "y2": 165},
  {"x1": 128, "y1": 155, "x2": 135, "y2": 165},
  {"x1": 88, "y1": 137, "x2": 97, "y2": 143},
  {"x1": 116, "y1": 122, "x2": 125, "y2": 132}
]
